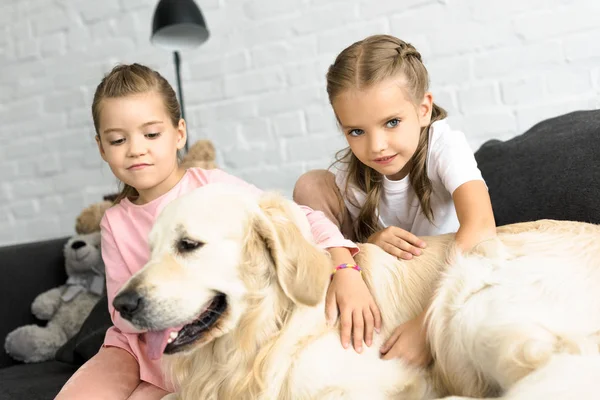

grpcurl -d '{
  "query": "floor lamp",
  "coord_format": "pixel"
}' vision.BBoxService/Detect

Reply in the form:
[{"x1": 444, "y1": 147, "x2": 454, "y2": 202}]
[{"x1": 150, "y1": 0, "x2": 210, "y2": 153}]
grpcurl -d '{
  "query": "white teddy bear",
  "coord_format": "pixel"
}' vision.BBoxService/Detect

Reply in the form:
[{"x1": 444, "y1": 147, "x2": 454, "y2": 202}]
[{"x1": 4, "y1": 232, "x2": 105, "y2": 363}]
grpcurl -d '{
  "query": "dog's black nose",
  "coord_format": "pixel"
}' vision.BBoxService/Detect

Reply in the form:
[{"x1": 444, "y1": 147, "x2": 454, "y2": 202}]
[
  {"x1": 113, "y1": 291, "x2": 143, "y2": 317},
  {"x1": 71, "y1": 241, "x2": 86, "y2": 250}
]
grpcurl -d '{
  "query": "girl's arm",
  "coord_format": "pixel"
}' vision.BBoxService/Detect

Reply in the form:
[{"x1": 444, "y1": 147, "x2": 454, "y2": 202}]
[
  {"x1": 430, "y1": 126, "x2": 496, "y2": 249},
  {"x1": 299, "y1": 199, "x2": 382, "y2": 352},
  {"x1": 452, "y1": 180, "x2": 497, "y2": 251},
  {"x1": 101, "y1": 218, "x2": 147, "y2": 334},
  {"x1": 299, "y1": 205, "x2": 358, "y2": 253},
  {"x1": 381, "y1": 180, "x2": 496, "y2": 364}
]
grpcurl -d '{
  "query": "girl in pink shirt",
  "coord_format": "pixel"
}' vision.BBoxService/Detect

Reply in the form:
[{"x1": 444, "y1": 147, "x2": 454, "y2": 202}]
[{"x1": 56, "y1": 63, "x2": 381, "y2": 399}]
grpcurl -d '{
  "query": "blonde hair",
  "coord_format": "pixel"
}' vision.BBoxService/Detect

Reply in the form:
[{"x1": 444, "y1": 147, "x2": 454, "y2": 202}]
[
  {"x1": 91, "y1": 63, "x2": 182, "y2": 204},
  {"x1": 327, "y1": 34, "x2": 447, "y2": 242}
]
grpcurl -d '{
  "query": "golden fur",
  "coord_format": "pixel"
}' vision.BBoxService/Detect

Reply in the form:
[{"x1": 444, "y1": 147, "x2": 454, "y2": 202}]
[{"x1": 116, "y1": 185, "x2": 600, "y2": 400}]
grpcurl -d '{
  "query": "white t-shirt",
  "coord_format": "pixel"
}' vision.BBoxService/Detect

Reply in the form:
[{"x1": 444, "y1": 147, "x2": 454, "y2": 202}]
[{"x1": 334, "y1": 119, "x2": 485, "y2": 237}]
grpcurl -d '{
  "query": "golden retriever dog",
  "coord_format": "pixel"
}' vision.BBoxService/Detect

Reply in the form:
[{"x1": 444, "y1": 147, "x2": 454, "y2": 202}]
[{"x1": 113, "y1": 184, "x2": 600, "y2": 400}]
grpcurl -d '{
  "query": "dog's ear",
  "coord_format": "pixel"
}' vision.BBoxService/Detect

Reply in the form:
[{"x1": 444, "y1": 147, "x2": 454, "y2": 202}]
[{"x1": 253, "y1": 193, "x2": 331, "y2": 306}]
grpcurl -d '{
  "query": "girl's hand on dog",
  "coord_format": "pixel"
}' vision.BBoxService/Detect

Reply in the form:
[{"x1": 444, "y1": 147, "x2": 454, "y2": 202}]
[
  {"x1": 368, "y1": 227, "x2": 426, "y2": 260},
  {"x1": 380, "y1": 310, "x2": 432, "y2": 366},
  {"x1": 326, "y1": 269, "x2": 381, "y2": 353}
]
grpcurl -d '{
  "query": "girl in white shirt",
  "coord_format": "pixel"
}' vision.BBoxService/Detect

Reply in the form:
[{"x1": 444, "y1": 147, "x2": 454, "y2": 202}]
[{"x1": 293, "y1": 34, "x2": 497, "y2": 367}]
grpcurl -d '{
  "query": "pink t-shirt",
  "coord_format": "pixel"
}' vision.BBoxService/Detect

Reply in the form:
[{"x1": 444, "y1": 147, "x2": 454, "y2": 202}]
[{"x1": 100, "y1": 168, "x2": 358, "y2": 390}]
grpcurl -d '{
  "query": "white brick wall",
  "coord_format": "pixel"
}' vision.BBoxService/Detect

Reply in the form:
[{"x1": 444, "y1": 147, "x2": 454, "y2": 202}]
[{"x1": 1, "y1": 0, "x2": 599, "y2": 246}]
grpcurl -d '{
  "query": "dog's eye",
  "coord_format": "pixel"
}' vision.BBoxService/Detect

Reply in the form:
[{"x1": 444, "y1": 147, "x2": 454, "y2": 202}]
[{"x1": 177, "y1": 238, "x2": 204, "y2": 253}]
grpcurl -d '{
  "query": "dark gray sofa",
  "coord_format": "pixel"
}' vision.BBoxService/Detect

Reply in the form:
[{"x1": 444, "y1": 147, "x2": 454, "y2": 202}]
[
  {"x1": 1, "y1": 109, "x2": 599, "y2": 399},
  {"x1": 0, "y1": 237, "x2": 77, "y2": 399}
]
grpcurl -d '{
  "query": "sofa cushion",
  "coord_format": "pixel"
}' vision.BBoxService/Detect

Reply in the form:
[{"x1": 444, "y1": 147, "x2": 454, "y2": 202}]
[
  {"x1": 475, "y1": 109, "x2": 600, "y2": 226},
  {"x1": 0, "y1": 361, "x2": 76, "y2": 400},
  {"x1": 0, "y1": 237, "x2": 69, "y2": 369},
  {"x1": 55, "y1": 295, "x2": 111, "y2": 365}
]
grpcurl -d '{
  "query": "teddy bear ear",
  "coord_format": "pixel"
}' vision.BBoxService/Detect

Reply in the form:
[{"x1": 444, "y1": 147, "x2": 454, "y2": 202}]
[
  {"x1": 75, "y1": 213, "x2": 90, "y2": 235},
  {"x1": 75, "y1": 201, "x2": 112, "y2": 234},
  {"x1": 181, "y1": 139, "x2": 218, "y2": 170}
]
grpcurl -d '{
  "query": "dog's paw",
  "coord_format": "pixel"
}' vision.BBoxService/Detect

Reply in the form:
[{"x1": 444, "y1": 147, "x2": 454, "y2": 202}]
[{"x1": 161, "y1": 393, "x2": 180, "y2": 400}]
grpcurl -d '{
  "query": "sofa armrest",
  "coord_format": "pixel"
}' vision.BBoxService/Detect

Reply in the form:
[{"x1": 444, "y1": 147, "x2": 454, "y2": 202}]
[
  {"x1": 475, "y1": 109, "x2": 600, "y2": 226},
  {"x1": 0, "y1": 237, "x2": 70, "y2": 369}
]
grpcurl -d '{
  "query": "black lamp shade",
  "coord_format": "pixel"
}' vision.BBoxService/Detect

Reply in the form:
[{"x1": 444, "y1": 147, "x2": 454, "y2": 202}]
[{"x1": 151, "y1": 0, "x2": 210, "y2": 51}]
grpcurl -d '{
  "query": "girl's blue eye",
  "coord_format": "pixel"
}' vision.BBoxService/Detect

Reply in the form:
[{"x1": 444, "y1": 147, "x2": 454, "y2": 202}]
[
  {"x1": 109, "y1": 138, "x2": 125, "y2": 145},
  {"x1": 145, "y1": 133, "x2": 161, "y2": 139},
  {"x1": 348, "y1": 129, "x2": 364, "y2": 137},
  {"x1": 386, "y1": 119, "x2": 400, "y2": 128}
]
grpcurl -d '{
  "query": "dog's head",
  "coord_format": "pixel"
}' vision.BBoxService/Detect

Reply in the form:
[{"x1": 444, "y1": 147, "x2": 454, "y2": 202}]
[{"x1": 113, "y1": 184, "x2": 331, "y2": 359}]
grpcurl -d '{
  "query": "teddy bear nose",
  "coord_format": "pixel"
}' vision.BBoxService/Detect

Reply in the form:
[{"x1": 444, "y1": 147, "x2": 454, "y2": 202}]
[
  {"x1": 71, "y1": 241, "x2": 86, "y2": 250},
  {"x1": 113, "y1": 291, "x2": 143, "y2": 317}
]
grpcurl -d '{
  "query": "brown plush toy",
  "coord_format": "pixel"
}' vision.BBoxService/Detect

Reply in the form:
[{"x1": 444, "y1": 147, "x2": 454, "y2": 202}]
[
  {"x1": 181, "y1": 139, "x2": 218, "y2": 170},
  {"x1": 75, "y1": 200, "x2": 113, "y2": 235}
]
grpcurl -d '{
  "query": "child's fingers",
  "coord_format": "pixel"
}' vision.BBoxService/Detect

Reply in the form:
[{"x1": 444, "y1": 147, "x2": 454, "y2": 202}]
[
  {"x1": 399, "y1": 242, "x2": 423, "y2": 256},
  {"x1": 352, "y1": 309, "x2": 364, "y2": 353},
  {"x1": 381, "y1": 344, "x2": 400, "y2": 360},
  {"x1": 381, "y1": 330, "x2": 410, "y2": 361},
  {"x1": 363, "y1": 308, "x2": 374, "y2": 347},
  {"x1": 380, "y1": 326, "x2": 402, "y2": 355},
  {"x1": 387, "y1": 236, "x2": 422, "y2": 257},
  {"x1": 382, "y1": 242, "x2": 412, "y2": 260},
  {"x1": 390, "y1": 227, "x2": 426, "y2": 248},
  {"x1": 371, "y1": 302, "x2": 382, "y2": 333},
  {"x1": 340, "y1": 309, "x2": 353, "y2": 349}
]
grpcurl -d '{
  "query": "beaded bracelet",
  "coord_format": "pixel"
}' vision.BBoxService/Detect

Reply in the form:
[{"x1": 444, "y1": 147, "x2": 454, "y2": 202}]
[{"x1": 330, "y1": 263, "x2": 362, "y2": 280}]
